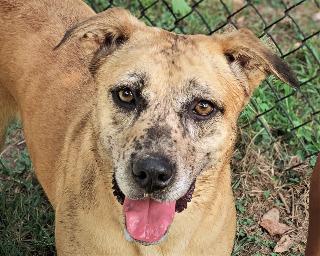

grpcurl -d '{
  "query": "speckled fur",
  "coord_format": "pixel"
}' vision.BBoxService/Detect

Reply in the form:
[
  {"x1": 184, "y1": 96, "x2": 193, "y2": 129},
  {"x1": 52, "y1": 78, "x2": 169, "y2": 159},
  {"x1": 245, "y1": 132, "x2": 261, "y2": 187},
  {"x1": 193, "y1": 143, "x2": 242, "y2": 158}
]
[{"x1": 0, "y1": 1, "x2": 298, "y2": 255}]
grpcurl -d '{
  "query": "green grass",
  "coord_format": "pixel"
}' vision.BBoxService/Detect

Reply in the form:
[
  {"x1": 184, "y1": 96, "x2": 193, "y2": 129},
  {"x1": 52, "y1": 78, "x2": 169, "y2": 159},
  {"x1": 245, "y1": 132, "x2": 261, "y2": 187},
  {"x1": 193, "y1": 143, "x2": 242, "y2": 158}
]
[
  {"x1": 0, "y1": 124, "x2": 55, "y2": 256},
  {"x1": 0, "y1": 0, "x2": 319, "y2": 255}
]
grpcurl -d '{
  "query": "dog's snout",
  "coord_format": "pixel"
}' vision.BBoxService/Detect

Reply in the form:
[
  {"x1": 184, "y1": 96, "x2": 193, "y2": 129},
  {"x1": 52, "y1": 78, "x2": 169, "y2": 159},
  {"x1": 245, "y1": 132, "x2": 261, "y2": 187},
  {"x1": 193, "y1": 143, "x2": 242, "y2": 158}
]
[{"x1": 132, "y1": 156, "x2": 174, "y2": 193}]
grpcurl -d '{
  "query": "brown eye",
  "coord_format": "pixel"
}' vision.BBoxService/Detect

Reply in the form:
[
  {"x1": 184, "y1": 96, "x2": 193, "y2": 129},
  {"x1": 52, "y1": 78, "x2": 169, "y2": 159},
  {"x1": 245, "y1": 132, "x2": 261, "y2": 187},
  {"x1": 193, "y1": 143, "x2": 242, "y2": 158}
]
[
  {"x1": 190, "y1": 100, "x2": 217, "y2": 120},
  {"x1": 194, "y1": 100, "x2": 214, "y2": 116},
  {"x1": 112, "y1": 86, "x2": 138, "y2": 110},
  {"x1": 118, "y1": 88, "x2": 134, "y2": 103}
]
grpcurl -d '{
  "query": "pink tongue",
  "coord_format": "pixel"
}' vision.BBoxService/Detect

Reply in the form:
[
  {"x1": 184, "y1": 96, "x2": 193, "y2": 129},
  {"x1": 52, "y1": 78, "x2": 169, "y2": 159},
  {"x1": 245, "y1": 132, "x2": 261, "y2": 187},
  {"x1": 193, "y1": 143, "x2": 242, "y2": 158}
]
[{"x1": 124, "y1": 197, "x2": 176, "y2": 243}]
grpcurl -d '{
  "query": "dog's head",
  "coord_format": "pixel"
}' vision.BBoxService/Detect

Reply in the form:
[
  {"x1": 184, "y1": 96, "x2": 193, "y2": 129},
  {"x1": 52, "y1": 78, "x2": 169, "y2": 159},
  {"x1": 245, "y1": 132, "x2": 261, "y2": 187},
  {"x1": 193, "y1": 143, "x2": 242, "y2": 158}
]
[{"x1": 58, "y1": 8, "x2": 298, "y2": 245}]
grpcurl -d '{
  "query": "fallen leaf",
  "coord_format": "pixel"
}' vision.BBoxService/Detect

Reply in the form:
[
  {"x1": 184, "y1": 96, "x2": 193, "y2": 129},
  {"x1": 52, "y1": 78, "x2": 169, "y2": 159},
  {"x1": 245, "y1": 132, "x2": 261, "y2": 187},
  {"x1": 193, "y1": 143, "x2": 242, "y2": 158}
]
[
  {"x1": 289, "y1": 155, "x2": 302, "y2": 166},
  {"x1": 274, "y1": 235, "x2": 293, "y2": 253},
  {"x1": 260, "y1": 208, "x2": 292, "y2": 236},
  {"x1": 312, "y1": 12, "x2": 320, "y2": 22}
]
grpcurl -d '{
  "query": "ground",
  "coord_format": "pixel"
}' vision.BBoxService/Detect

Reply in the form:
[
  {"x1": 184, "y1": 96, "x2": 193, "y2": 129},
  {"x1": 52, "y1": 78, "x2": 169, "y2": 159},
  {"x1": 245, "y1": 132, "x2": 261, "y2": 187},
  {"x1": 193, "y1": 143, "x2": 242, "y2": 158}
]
[{"x1": 0, "y1": 0, "x2": 319, "y2": 255}]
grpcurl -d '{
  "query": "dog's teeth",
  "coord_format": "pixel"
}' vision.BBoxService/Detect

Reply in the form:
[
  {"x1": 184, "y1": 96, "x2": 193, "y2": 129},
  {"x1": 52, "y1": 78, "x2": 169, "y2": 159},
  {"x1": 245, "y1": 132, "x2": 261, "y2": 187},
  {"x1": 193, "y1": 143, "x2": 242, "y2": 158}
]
[{"x1": 124, "y1": 228, "x2": 134, "y2": 242}]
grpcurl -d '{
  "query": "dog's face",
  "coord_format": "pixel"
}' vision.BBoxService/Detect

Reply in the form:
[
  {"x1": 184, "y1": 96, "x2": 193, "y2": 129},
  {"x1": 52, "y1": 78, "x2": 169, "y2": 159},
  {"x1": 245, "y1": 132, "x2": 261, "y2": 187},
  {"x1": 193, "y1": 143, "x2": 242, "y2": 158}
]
[
  {"x1": 59, "y1": 8, "x2": 298, "y2": 245},
  {"x1": 96, "y1": 34, "x2": 241, "y2": 245},
  {"x1": 96, "y1": 33, "x2": 244, "y2": 202}
]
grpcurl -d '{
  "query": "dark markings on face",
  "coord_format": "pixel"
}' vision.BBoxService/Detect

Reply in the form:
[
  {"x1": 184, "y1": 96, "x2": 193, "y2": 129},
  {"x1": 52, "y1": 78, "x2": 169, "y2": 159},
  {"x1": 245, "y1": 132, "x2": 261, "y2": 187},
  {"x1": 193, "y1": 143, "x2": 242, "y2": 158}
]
[
  {"x1": 91, "y1": 29, "x2": 258, "y2": 207},
  {"x1": 178, "y1": 113, "x2": 189, "y2": 139},
  {"x1": 157, "y1": 34, "x2": 197, "y2": 75},
  {"x1": 142, "y1": 138, "x2": 152, "y2": 149},
  {"x1": 186, "y1": 78, "x2": 225, "y2": 111},
  {"x1": 111, "y1": 116, "x2": 119, "y2": 126},
  {"x1": 177, "y1": 78, "x2": 227, "y2": 138},
  {"x1": 111, "y1": 72, "x2": 149, "y2": 126},
  {"x1": 70, "y1": 110, "x2": 92, "y2": 142},
  {"x1": 130, "y1": 152, "x2": 137, "y2": 163},
  {"x1": 159, "y1": 34, "x2": 191, "y2": 56},
  {"x1": 160, "y1": 35, "x2": 178, "y2": 57},
  {"x1": 134, "y1": 140, "x2": 143, "y2": 151},
  {"x1": 146, "y1": 125, "x2": 171, "y2": 142}
]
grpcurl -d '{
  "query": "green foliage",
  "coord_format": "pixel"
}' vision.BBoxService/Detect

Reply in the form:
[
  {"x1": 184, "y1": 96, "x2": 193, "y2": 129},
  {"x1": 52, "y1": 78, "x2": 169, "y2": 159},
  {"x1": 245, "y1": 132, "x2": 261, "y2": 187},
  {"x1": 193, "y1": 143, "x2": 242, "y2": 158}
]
[
  {"x1": 263, "y1": 190, "x2": 271, "y2": 200},
  {"x1": 235, "y1": 199, "x2": 246, "y2": 214},
  {"x1": 0, "y1": 124, "x2": 55, "y2": 256},
  {"x1": 172, "y1": 0, "x2": 191, "y2": 15}
]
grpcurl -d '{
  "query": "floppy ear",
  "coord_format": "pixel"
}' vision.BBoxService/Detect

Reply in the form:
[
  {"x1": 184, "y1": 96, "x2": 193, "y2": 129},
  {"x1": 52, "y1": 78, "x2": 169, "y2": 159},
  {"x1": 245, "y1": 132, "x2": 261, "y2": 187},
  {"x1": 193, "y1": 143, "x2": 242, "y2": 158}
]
[
  {"x1": 215, "y1": 28, "x2": 299, "y2": 95},
  {"x1": 55, "y1": 8, "x2": 144, "y2": 70}
]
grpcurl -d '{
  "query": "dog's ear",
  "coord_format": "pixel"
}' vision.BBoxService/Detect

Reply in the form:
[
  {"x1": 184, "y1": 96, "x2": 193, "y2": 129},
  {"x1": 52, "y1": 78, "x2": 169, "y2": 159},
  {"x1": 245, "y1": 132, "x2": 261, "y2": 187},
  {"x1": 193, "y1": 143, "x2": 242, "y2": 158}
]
[
  {"x1": 55, "y1": 8, "x2": 144, "y2": 56},
  {"x1": 215, "y1": 28, "x2": 299, "y2": 95}
]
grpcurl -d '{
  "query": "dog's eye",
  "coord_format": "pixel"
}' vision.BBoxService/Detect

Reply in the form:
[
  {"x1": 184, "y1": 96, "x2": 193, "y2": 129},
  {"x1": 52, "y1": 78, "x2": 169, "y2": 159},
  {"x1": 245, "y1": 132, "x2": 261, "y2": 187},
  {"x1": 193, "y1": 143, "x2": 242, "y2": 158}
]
[
  {"x1": 194, "y1": 100, "x2": 214, "y2": 116},
  {"x1": 118, "y1": 88, "x2": 134, "y2": 103},
  {"x1": 191, "y1": 100, "x2": 216, "y2": 120},
  {"x1": 111, "y1": 87, "x2": 137, "y2": 110}
]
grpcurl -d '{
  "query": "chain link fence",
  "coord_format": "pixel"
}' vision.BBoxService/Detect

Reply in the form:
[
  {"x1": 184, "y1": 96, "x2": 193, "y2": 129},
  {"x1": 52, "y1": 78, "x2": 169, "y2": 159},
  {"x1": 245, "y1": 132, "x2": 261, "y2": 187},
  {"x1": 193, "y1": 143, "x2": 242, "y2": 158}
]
[{"x1": 87, "y1": 0, "x2": 320, "y2": 170}]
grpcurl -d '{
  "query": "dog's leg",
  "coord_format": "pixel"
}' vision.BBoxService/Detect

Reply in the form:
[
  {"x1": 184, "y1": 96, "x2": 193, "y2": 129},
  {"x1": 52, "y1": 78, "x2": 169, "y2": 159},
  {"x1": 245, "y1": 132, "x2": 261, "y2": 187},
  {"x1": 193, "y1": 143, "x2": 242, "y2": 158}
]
[{"x1": 0, "y1": 85, "x2": 18, "y2": 150}]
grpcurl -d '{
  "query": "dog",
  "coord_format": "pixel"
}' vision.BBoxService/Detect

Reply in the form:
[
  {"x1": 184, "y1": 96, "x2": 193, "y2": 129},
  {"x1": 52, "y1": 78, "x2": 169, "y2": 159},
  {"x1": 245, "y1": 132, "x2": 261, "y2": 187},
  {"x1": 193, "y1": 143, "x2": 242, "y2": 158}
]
[
  {"x1": 306, "y1": 154, "x2": 320, "y2": 255},
  {"x1": 0, "y1": 0, "x2": 299, "y2": 255}
]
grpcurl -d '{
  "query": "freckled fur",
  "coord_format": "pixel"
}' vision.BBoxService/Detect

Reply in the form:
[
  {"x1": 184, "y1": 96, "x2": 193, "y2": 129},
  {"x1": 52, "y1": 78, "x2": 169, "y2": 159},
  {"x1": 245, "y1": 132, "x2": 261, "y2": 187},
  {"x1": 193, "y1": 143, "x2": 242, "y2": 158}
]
[{"x1": 0, "y1": 1, "x2": 298, "y2": 255}]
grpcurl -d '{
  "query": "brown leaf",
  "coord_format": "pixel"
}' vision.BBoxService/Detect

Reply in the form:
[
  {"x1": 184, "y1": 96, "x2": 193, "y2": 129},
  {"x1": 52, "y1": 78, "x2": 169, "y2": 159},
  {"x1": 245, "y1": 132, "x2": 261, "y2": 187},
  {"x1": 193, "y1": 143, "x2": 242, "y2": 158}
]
[
  {"x1": 289, "y1": 155, "x2": 301, "y2": 166},
  {"x1": 274, "y1": 235, "x2": 293, "y2": 253},
  {"x1": 312, "y1": 12, "x2": 320, "y2": 22},
  {"x1": 260, "y1": 208, "x2": 292, "y2": 236}
]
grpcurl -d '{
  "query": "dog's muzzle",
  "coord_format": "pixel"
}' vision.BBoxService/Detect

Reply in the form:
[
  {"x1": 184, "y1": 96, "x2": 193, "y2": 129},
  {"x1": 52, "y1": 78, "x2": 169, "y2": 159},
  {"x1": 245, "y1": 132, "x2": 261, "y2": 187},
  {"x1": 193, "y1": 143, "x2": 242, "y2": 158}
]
[{"x1": 111, "y1": 155, "x2": 195, "y2": 244}]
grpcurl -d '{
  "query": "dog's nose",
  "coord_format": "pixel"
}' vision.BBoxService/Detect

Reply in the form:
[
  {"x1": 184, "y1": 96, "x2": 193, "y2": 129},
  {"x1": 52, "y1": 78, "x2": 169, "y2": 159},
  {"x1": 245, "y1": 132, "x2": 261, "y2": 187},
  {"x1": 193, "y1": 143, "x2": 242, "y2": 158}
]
[{"x1": 132, "y1": 156, "x2": 174, "y2": 193}]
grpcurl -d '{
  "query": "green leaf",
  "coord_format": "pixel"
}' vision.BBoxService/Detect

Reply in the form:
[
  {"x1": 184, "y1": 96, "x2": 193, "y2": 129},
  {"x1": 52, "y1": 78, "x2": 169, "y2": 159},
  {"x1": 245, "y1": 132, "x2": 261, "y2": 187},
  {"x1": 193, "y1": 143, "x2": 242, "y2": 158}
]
[
  {"x1": 263, "y1": 190, "x2": 270, "y2": 199},
  {"x1": 172, "y1": 0, "x2": 191, "y2": 15},
  {"x1": 310, "y1": 156, "x2": 317, "y2": 167}
]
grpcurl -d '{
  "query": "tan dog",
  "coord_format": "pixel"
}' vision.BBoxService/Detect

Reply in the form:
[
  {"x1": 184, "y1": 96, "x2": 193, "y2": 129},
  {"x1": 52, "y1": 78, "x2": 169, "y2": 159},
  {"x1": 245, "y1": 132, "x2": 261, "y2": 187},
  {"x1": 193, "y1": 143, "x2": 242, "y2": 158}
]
[{"x1": 0, "y1": 0, "x2": 298, "y2": 255}]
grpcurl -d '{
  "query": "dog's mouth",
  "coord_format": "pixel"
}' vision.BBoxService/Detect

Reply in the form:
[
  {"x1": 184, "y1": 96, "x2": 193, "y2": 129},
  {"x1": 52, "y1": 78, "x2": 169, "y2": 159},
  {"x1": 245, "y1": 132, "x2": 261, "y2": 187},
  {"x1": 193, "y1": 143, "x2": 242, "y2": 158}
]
[{"x1": 112, "y1": 175, "x2": 196, "y2": 244}]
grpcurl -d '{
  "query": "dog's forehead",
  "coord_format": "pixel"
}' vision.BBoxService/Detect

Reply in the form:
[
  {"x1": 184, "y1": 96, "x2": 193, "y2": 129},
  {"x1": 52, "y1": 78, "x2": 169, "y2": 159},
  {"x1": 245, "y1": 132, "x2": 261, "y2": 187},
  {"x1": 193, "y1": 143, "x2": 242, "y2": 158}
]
[
  {"x1": 125, "y1": 33, "x2": 224, "y2": 82},
  {"x1": 98, "y1": 30, "x2": 244, "y2": 108},
  {"x1": 131, "y1": 33, "x2": 238, "y2": 99},
  {"x1": 136, "y1": 32, "x2": 223, "y2": 70}
]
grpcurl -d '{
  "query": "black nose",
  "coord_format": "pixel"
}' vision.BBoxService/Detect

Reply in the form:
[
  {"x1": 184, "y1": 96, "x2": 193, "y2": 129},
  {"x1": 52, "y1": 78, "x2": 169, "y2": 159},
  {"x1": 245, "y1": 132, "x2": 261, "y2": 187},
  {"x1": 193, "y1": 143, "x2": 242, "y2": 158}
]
[{"x1": 132, "y1": 156, "x2": 174, "y2": 193}]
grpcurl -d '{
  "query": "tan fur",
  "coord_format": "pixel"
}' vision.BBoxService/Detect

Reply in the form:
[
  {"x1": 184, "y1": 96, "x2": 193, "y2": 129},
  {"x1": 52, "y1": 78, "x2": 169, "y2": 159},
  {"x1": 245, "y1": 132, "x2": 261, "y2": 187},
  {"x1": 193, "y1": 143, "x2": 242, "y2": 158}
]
[
  {"x1": 0, "y1": 1, "x2": 298, "y2": 255},
  {"x1": 0, "y1": 86, "x2": 17, "y2": 148}
]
